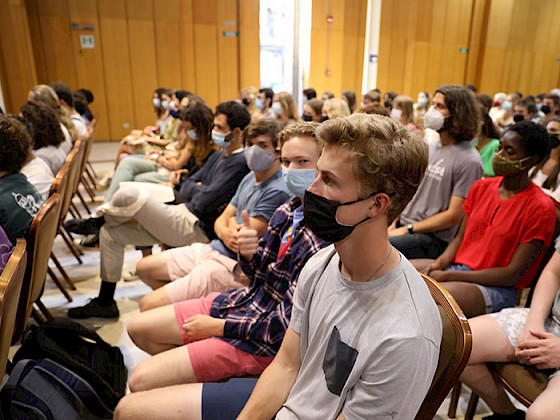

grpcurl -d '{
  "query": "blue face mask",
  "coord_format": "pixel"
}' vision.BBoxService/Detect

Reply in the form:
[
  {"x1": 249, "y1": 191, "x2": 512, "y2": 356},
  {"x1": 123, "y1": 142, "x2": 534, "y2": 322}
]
[
  {"x1": 169, "y1": 109, "x2": 179, "y2": 119},
  {"x1": 153, "y1": 98, "x2": 161, "y2": 108},
  {"x1": 255, "y1": 98, "x2": 264, "y2": 110},
  {"x1": 282, "y1": 167, "x2": 316, "y2": 197},
  {"x1": 537, "y1": 103, "x2": 543, "y2": 111},
  {"x1": 212, "y1": 130, "x2": 231, "y2": 148},
  {"x1": 187, "y1": 129, "x2": 198, "y2": 140},
  {"x1": 502, "y1": 101, "x2": 512, "y2": 111},
  {"x1": 418, "y1": 97, "x2": 428, "y2": 106}
]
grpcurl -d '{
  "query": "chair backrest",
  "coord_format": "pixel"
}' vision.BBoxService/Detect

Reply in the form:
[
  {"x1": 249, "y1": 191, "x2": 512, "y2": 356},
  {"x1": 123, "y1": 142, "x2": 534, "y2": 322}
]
[
  {"x1": 69, "y1": 138, "x2": 86, "y2": 196},
  {"x1": 14, "y1": 194, "x2": 62, "y2": 339},
  {"x1": 0, "y1": 239, "x2": 27, "y2": 378},
  {"x1": 50, "y1": 162, "x2": 71, "y2": 222},
  {"x1": 414, "y1": 273, "x2": 473, "y2": 420}
]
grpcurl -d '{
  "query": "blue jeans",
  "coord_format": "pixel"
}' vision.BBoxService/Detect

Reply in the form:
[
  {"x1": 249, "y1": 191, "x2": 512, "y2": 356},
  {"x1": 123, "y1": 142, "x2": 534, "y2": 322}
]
[
  {"x1": 389, "y1": 232, "x2": 448, "y2": 260},
  {"x1": 104, "y1": 157, "x2": 158, "y2": 203}
]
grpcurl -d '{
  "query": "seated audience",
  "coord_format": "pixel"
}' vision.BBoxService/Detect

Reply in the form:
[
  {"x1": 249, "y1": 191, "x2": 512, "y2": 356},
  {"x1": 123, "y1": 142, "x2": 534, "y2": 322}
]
[
  {"x1": 239, "y1": 86, "x2": 260, "y2": 120},
  {"x1": 359, "y1": 102, "x2": 389, "y2": 116},
  {"x1": 77, "y1": 88, "x2": 95, "y2": 122},
  {"x1": 50, "y1": 81, "x2": 88, "y2": 137},
  {"x1": 320, "y1": 90, "x2": 334, "y2": 101},
  {"x1": 389, "y1": 84, "x2": 483, "y2": 259},
  {"x1": 414, "y1": 90, "x2": 430, "y2": 121},
  {"x1": 383, "y1": 90, "x2": 398, "y2": 109},
  {"x1": 340, "y1": 89, "x2": 357, "y2": 113},
  {"x1": 255, "y1": 88, "x2": 274, "y2": 119},
  {"x1": 531, "y1": 117, "x2": 560, "y2": 202},
  {"x1": 102, "y1": 102, "x2": 216, "y2": 204},
  {"x1": 302, "y1": 88, "x2": 316, "y2": 101},
  {"x1": 301, "y1": 98, "x2": 323, "y2": 122},
  {"x1": 29, "y1": 84, "x2": 77, "y2": 152},
  {"x1": 496, "y1": 92, "x2": 520, "y2": 132},
  {"x1": 122, "y1": 121, "x2": 327, "y2": 393},
  {"x1": 390, "y1": 95, "x2": 417, "y2": 130},
  {"x1": 362, "y1": 89, "x2": 381, "y2": 106},
  {"x1": 416, "y1": 121, "x2": 556, "y2": 318},
  {"x1": 65, "y1": 101, "x2": 251, "y2": 319},
  {"x1": 272, "y1": 92, "x2": 301, "y2": 127},
  {"x1": 514, "y1": 97, "x2": 542, "y2": 124},
  {"x1": 0, "y1": 115, "x2": 43, "y2": 245},
  {"x1": 115, "y1": 113, "x2": 442, "y2": 420},
  {"x1": 137, "y1": 118, "x2": 291, "y2": 310},
  {"x1": 20, "y1": 100, "x2": 67, "y2": 175},
  {"x1": 489, "y1": 92, "x2": 507, "y2": 122},
  {"x1": 477, "y1": 93, "x2": 493, "y2": 113},
  {"x1": 322, "y1": 98, "x2": 350, "y2": 120},
  {"x1": 459, "y1": 240, "x2": 560, "y2": 420},
  {"x1": 542, "y1": 93, "x2": 560, "y2": 126},
  {"x1": 474, "y1": 108, "x2": 501, "y2": 177}
]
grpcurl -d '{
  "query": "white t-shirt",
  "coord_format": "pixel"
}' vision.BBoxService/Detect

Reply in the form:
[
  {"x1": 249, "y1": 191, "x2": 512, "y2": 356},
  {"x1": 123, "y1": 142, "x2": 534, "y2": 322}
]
[
  {"x1": 33, "y1": 146, "x2": 66, "y2": 175},
  {"x1": 59, "y1": 123, "x2": 73, "y2": 154},
  {"x1": 71, "y1": 113, "x2": 88, "y2": 137},
  {"x1": 278, "y1": 245, "x2": 442, "y2": 420},
  {"x1": 20, "y1": 158, "x2": 55, "y2": 201},
  {"x1": 530, "y1": 168, "x2": 560, "y2": 203}
]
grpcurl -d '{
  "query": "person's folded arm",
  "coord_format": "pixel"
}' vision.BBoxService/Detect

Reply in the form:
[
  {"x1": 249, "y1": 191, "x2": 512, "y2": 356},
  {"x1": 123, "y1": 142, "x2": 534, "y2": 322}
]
[
  {"x1": 435, "y1": 239, "x2": 544, "y2": 286},
  {"x1": 237, "y1": 327, "x2": 301, "y2": 420}
]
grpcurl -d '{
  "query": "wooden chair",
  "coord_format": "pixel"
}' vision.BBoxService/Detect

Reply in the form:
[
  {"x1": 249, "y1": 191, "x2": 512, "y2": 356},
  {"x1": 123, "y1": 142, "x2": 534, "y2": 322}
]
[
  {"x1": 13, "y1": 193, "x2": 62, "y2": 341},
  {"x1": 414, "y1": 273, "x2": 472, "y2": 420},
  {"x1": 0, "y1": 239, "x2": 27, "y2": 378}
]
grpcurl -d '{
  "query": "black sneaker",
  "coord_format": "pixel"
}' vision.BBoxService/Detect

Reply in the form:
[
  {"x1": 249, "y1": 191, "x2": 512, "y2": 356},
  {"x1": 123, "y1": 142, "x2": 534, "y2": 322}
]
[
  {"x1": 80, "y1": 232, "x2": 100, "y2": 248},
  {"x1": 68, "y1": 298, "x2": 119, "y2": 319},
  {"x1": 482, "y1": 409, "x2": 526, "y2": 420},
  {"x1": 65, "y1": 218, "x2": 101, "y2": 235}
]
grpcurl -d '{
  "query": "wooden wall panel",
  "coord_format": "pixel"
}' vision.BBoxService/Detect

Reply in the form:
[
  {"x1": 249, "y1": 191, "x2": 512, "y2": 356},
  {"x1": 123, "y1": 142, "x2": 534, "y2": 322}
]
[
  {"x1": 178, "y1": 0, "x2": 197, "y2": 92},
  {"x1": 0, "y1": 0, "x2": 37, "y2": 113},
  {"x1": 239, "y1": 0, "x2": 260, "y2": 90},
  {"x1": 98, "y1": 0, "x2": 135, "y2": 139},
  {"x1": 193, "y1": 0, "x2": 219, "y2": 108},
  {"x1": 216, "y1": 0, "x2": 239, "y2": 101}
]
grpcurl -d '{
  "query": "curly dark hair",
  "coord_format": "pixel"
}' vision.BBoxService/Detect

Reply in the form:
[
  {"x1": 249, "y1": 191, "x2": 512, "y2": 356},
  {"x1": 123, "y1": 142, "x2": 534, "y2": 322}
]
[
  {"x1": 242, "y1": 118, "x2": 282, "y2": 149},
  {"x1": 435, "y1": 84, "x2": 481, "y2": 142},
  {"x1": 0, "y1": 115, "x2": 32, "y2": 173},
  {"x1": 215, "y1": 101, "x2": 251, "y2": 131},
  {"x1": 20, "y1": 100, "x2": 65, "y2": 149},
  {"x1": 505, "y1": 121, "x2": 550, "y2": 165}
]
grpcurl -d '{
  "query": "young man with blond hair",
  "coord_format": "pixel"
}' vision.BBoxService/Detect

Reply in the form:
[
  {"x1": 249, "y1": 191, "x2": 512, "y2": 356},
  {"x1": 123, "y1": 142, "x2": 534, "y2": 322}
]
[{"x1": 115, "y1": 114, "x2": 442, "y2": 420}]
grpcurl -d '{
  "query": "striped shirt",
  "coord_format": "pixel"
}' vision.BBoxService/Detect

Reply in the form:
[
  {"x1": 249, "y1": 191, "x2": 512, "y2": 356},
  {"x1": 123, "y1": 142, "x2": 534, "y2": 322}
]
[{"x1": 210, "y1": 197, "x2": 328, "y2": 356}]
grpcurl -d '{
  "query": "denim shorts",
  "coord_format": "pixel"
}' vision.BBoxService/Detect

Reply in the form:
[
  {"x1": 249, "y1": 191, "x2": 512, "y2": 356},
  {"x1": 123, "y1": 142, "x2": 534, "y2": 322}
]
[{"x1": 446, "y1": 263, "x2": 518, "y2": 314}]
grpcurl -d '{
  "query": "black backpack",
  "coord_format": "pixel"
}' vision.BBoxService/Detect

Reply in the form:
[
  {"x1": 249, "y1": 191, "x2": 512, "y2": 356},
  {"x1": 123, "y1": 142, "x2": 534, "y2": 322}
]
[
  {"x1": 0, "y1": 358, "x2": 113, "y2": 419},
  {"x1": 11, "y1": 318, "x2": 126, "y2": 410}
]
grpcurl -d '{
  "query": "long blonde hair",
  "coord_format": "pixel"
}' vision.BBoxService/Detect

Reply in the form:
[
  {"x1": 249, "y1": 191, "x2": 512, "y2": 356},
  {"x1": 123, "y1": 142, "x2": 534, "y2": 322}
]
[
  {"x1": 277, "y1": 92, "x2": 301, "y2": 122},
  {"x1": 31, "y1": 84, "x2": 79, "y2": 142}
]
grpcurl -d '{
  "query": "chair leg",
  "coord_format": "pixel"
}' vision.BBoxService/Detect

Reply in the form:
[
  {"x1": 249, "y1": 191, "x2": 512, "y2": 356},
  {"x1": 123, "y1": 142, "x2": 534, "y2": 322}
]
[
  {"x1": 81, "y1": 176, "x2": 96, "y2": 201},
  {"x1": 76, "y1": 190, "x2": 91, "y2": 213},
  {"x1": 32, "y1": 307, "x2": 47, "y2": 323},
  {"x1": 85, "y1": 166, "x2": 97, "y2": 188},
  {"x1": 47, "y1": 266, "x2": 73, "y2": 302},
  {"x1": 35, "y1": 300, "x2": 54, "y2": 321},
  {"x1": 6, "y1": 359, "x2": 13, "y2": 375},
  {"x1": 70, "y1": 201, "x2": 83, "y2": 218},
  {"x1": 60, "y1": 226, "x2": 84, "y2": 261},
  {"x1": 87, "y1": 161, "x2": 98, "y2": 178},
  {"x1": 464, "y1": 391, "x2": 479, "y2": 420},
  {"x1": 447, "y1": 381, "x2": 461, "y2": 418},
  {"x1": 50, "y1": 253, "x2": 77, "y2": 290}
]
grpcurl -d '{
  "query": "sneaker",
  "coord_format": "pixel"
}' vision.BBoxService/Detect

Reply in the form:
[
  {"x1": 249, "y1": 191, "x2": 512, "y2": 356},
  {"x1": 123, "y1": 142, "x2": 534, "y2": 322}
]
[
  {"x1": 65, "y1": 218, "x2": 100, "y2": 235},
  {"x1": 122, "y1": 270, "x2": 139, "y2": 282},
  {"x1": 68, "y1": 298, "x2": 119, "y2": 319},
  {"x1": 97, "y1": 169, "x2": 114, "y2": 189},
  {"x1": 79, "y1": 233, "x2": 100, "y2": 248},
  {"x1": 482, "y1": 409, "x2": 526, "y2": 420}
]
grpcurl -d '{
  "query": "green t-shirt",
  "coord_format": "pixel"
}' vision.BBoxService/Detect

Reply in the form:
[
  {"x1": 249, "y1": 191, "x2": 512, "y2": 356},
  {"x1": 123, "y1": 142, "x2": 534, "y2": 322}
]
[
  {"x1": 0, "y1": 173, "x2": 43, "y2": 243},
  {"x1": 474, "y1": 138, "x2": 500, "y2": 177}
]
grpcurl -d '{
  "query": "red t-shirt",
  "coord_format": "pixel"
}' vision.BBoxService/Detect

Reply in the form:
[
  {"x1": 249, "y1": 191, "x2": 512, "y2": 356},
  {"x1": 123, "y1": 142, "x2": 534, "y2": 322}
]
[{"x1": 455, "y1": 177, "x2": 556, "y2": 291}]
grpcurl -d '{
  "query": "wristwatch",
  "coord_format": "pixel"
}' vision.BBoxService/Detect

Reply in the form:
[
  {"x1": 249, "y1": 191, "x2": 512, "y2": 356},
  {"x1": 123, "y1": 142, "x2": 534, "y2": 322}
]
[{"x1": 406, "y1": 223, "x2": 414, "y2": 234}]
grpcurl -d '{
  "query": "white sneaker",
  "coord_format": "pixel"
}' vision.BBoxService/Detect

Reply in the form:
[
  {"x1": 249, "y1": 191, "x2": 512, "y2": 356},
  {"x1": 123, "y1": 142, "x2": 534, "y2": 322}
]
[
  {"x1": 122, "y1": 270, "x2": 139, "y2": 282},
  {"x1": 97, "y1": 169, "x2": 114, "y2": 189}
]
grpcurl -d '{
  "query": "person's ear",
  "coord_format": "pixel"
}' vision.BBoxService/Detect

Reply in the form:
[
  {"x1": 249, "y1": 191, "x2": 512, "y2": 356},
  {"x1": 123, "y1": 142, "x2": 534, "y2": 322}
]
[{"x1": 366, "y1": 193, "x2": 392, "y2": 218}]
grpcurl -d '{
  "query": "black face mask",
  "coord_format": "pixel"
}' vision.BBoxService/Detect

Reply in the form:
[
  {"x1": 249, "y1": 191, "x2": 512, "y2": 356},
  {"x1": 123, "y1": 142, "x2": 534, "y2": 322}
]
[
  {"x1": 302, "y1": 114, "x2": 313, "y2": 122},
  {"x1": 513, "y1": 114, "x2": 525, "y2": 123},
  {"x1": 384, "y1": 100, "x2": 391, "y2": 108},
  {"x1": 320, "y1": 115, "x2": 329, "y2": 122},
  {"x1": 242, "y1": 98, "x2": 250, "y2": 106},
  {"x1": 541, "y1": 105, "x2": 552, "y2": 115},
  {"x1": 550, "y1": 134, "x2": 560, "y2": 149},
  {"x1": 303, "y1": 190, "x2": 390, "y2": 243}
]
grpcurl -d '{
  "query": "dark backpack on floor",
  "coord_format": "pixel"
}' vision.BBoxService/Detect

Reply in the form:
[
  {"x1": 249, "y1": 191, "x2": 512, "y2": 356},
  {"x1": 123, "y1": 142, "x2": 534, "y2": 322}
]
[
  {"x1": 11, "y1": 317, "x2": 126, "y2": 410},
  {"x1": 0, "y1": 358, "x2": 113, "y2": 419}
]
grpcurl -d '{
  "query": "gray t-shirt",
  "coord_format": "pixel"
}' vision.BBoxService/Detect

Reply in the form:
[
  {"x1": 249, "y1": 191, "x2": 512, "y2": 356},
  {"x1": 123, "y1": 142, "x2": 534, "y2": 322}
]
[
  {"x1": 277, "y1": 245, "x2": 442, "y2": 420},
  {"x1": 400, "y1": 140, "x2": 483, "y2": 243}
]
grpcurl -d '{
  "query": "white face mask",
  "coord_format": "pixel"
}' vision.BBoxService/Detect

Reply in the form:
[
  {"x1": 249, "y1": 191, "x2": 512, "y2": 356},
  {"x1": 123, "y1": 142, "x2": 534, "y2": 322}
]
[
  {"x1": 187, "y1": 129, "x2": 198, "y2": 140},
  {"x1": 424, "y1": 107, "x2": 445, "y2": 131},
  {"x1": 390, "y1": 108, "x2": 402, "y2": 122},
  {"x1": 271, "y1": 102, "x2": 283, "y2": 116}
]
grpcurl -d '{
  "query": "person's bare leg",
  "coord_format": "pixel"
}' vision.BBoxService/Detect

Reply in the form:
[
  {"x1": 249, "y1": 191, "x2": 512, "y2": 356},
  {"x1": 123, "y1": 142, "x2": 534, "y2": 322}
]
[
  {"x1": 526, "y1": 375, "x2": 560, "y2": 420},
  {"x1": 128, "y1": 345, "x2": 197, "y2": 391},
  {"x1": 137, "y1": 252, "x2": 172, "y2": 290},
  {"x1": 440, "y1": 281, "x2": 487, "y2": 318},
  {"x1": 127, "y1": 304, "x2": 184, "y2": 355},
  {"x1": 140, "y1": 287, "x2": 172, "y2": 312},
  {"x1": 410, "y1": 258, "x2": 435, "y2": 272},
  {"x1": 114, "y1": 383, "x2": 202, "y2": 420},
  {"x1": 459, "y1": 315, "x2": 518, "y2": 415}
]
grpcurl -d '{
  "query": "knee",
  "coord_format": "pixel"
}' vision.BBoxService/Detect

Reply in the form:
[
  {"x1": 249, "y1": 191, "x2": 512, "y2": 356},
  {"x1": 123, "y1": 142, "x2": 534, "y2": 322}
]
[
  {"x1": 139, "y1": 294, "x2": 156, "y2": 312},
  {"x1": 128, "y1": 362, "x2": 153, "y2": 393},
  {"x1": 136, "y1": 257, "x2": 152, "y2": 280},
  {"x1": 527, "y1": 403, "x2": 552, "y2": 420},
  {"x1": 114, "y1": 394, "x2": 133, "y2": 419},
  {"x1": 127, "y1": 316, "x2": 150, "y2": 348},
  {"x1": 112, "y1": 186, "x2": 141, "y2": 208}
]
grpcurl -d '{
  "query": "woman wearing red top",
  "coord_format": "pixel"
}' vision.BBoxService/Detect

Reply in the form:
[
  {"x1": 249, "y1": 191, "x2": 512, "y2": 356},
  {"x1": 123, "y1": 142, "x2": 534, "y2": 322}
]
[{"x1": 415, "y1": 121, "x2": 556, "y2": 318}]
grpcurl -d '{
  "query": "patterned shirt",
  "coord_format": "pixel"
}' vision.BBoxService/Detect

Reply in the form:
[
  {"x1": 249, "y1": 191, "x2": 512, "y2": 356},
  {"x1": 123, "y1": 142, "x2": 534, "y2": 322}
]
[{"x1": 210, "y1": 197, "x2": 328, "y2": 356}]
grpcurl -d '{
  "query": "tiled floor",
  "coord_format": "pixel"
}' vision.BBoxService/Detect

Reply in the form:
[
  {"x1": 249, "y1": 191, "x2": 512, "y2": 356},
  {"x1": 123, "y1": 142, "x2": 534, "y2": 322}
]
[{"x1": 8, "y1": 141, "x2": 509, "y2": 419}]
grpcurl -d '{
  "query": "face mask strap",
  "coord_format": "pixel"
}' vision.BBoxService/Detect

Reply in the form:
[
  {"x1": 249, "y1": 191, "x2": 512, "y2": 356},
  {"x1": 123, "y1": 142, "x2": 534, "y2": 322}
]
[{"x1": 334, "y1": 191, "x2": 395, "y2": 227}]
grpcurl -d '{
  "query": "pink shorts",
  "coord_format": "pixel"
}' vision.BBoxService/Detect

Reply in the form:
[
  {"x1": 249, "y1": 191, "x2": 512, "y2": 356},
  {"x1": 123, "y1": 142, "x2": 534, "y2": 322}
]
[
  {"x1": 164, "y1": 243, "x2": 243, "y2": 303},
  {"x1": 174, "y1": 293, "x2": 274, "y2": 382}
]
